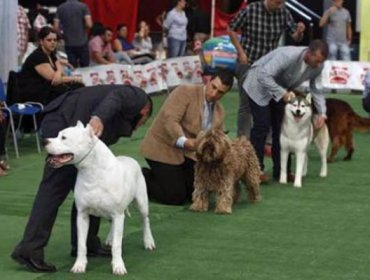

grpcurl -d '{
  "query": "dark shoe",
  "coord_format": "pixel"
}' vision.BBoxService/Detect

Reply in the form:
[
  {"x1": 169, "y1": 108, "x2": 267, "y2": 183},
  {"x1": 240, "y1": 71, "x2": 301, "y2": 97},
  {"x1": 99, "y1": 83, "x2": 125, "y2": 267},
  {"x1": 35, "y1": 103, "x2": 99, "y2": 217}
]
[
  {"x1": 0, "y1": 160, "x2": 10, "y2": 171},
  {"x1": 287, "y1": 173, "x2": 295, "y2": 183},
  {"x1": 11, "y1": 252, "x2": 56, "y2": 273},
  {"x1": 70, "y1": 246, "x2": 112, "y2": 257},
  {"x1": 259, "y1": 172, "x2": 270, "y2": 184}
]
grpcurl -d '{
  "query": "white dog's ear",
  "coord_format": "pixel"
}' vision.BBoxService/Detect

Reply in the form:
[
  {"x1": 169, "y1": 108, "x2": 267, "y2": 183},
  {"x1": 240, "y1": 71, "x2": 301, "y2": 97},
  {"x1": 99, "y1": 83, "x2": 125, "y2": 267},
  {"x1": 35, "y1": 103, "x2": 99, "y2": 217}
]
[
  {"x1": 76, "y1": 120, "x2": 84, "y2": 128},
  {"x1": 85, "y1": 123, "x2": 95, "y2": 138},
  {"x1": 306, "y1": 93, "x2": 312, "y2": 104}
]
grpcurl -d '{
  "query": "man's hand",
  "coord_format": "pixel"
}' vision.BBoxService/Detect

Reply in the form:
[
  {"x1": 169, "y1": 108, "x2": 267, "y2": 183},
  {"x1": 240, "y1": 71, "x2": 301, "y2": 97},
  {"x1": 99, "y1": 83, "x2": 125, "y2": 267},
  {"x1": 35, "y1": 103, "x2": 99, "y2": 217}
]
[
  {"x1": 328, "y1": 6, "x2": 338, "y2": 15},
  {"x1": 282, "y1": 91, "x2": 296, "y2": 103},
  {"x1": 89, "y1": 116, "x2": 104, "y2": 137},
  {"x1": 184, "y1": 138, "x2": 197, "y2": 151},
  {"x1": 315, "y1": 114, "x2": 327, "y2": 129},
  {"x1": 238, "y1": 52, "x2": 248, "y2": 65},
  {"x1": 296, "y1": 22, "x2": 306, "y2": 34}
]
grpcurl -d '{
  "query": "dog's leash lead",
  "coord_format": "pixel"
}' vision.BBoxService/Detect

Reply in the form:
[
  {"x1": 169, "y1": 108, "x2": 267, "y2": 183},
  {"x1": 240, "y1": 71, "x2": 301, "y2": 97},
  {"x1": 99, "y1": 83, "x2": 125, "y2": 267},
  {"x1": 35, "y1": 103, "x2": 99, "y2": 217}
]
[{"x1": 75, "y1": 139, "x2": 98, "y2": 165}]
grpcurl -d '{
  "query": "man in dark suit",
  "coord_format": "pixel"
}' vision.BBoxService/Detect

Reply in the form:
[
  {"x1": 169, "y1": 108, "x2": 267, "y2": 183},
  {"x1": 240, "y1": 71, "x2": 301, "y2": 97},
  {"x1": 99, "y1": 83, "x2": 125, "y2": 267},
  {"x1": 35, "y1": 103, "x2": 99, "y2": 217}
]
[{"x1": 11, "y1": 85, "x2": 152, "y2": 273}]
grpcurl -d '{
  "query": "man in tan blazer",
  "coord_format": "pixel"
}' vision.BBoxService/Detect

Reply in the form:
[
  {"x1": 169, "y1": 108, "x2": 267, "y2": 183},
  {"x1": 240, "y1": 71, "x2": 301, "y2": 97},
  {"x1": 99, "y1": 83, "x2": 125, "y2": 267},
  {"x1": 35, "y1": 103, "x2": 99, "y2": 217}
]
[{"x1": 140, "y1": 70, "x2": 234, "y2": 205}]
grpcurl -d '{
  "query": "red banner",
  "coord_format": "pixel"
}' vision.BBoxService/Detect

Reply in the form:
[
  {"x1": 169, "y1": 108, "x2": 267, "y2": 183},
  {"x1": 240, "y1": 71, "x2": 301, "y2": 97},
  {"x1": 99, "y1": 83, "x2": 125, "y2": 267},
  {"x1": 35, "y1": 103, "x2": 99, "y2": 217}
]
[{"x1": 83, "y1": 0, "x2": 139, "y2": 41}]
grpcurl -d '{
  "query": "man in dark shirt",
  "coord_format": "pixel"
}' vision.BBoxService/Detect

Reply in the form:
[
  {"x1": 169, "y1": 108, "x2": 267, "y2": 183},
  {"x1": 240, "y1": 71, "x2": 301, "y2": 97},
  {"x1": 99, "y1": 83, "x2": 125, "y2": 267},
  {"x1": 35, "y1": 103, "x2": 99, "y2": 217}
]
[
  {"x1": 11, "y1": 85, "x2": 153, "y2": 273},
  {"x1": 54, "y1": 0, "x2": 93, "y2": 67}
]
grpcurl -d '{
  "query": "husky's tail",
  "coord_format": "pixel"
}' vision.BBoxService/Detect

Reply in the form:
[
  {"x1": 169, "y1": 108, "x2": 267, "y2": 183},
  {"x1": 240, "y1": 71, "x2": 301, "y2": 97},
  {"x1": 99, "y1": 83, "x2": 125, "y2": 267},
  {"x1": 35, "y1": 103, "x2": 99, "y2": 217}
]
[{"x1": 349, "y1": 112, "x2": 370, "y2": 132}]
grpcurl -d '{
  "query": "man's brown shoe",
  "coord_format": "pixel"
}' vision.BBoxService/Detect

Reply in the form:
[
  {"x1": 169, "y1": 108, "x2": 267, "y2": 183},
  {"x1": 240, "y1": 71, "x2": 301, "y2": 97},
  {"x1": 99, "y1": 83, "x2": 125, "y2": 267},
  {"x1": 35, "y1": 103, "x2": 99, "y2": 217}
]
[
  {"x1": 287, "y1": 173, "x2": 295, "y2": 183},
  {"x1": 259, "y1": 173, "x2": 270, "y2": 184}
]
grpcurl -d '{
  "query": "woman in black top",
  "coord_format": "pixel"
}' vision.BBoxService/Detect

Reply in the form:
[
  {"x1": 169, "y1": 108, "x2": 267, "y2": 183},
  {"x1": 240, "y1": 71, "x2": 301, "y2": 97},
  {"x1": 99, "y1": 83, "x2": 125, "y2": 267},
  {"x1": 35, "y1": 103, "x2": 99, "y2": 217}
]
[{"x1": 18, "y1": 26, "x2": 83, "y2": 105}]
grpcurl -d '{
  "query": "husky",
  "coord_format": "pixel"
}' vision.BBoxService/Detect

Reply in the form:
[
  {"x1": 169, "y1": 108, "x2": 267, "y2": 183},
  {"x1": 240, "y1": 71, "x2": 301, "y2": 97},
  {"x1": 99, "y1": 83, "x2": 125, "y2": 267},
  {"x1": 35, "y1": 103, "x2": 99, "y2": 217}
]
[
  {"x1": 45, "y1": 121, "x2": 155, "y2": 275},
  {"x1": 279, "y1": 94, "x2": 329, "y2": 188}
]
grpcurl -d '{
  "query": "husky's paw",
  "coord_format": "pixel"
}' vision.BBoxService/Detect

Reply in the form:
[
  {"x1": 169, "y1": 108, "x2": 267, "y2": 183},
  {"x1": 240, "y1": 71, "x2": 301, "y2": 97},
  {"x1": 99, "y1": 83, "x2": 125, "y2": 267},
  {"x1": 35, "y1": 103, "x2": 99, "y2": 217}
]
[
  {"x1": 293, "y1": 183, "x2": 302, "y2": 188},
  {"x1": 144, "y1": 236, "x2": 156, "y2": 250},
  {"x1": 279, "y1": 174, "x2": 287, "y2": 184},
  {"x1": 70, "y1": 258, "x2": 87, "y2": 273},
  {"x1": 112, "y1": 259, "x2": 127, "y2": 275},
  {"x1": 279, "y1": 177, "x2": 287, "y2": 184},
  {"x1": 319, "y1": 171, "x2": 327, "y2": 177},
  {"x1": 105, "y1": 239, "x2": 113, "y2": 247}
]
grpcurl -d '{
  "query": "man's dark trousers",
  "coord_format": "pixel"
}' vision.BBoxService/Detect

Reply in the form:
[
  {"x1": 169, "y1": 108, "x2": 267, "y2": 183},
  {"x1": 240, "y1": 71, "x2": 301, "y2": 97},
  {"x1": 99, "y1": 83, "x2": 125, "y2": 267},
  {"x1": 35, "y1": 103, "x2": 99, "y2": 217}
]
[{"x1": 248, "y1": 96, "x2": 289, "y2": 179}]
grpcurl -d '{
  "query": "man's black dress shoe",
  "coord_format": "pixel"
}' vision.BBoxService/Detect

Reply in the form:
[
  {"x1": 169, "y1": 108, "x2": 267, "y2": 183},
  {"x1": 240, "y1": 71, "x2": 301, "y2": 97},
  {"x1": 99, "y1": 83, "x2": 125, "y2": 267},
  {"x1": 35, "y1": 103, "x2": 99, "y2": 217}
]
[
  {"x1": 70, "y1": 246, "x2": 112, "y2": 257},
  {"x1": 11, "y1": 252, "x2": 56, "y2": 273}
]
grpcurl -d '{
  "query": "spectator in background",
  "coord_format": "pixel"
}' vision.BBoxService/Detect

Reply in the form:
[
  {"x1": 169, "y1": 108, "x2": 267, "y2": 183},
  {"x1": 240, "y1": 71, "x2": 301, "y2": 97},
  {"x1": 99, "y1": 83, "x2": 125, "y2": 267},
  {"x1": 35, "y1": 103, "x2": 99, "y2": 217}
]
[
  {"x1": 163, "y1": 0, "x2": 188, "y2": 58},
  {"x1": 155, "y1": 10, "x2": 169, "y2": 59},
  {"x1": 113, "y1": 24, "x2": 152, "y2": 64},
  {"x1": 17, "y1": 5, "x2": 31, "y2": 65},
  {"x1": 320, "y1": 0, "x2": 352, "y2": 61},
  {"x1": 33, "y1": 3, "x2": 48, "y2": 34},
  {"x1": 54, "y1": 0, "x2": 93, "y2": 67},
  {"x1": 88, "y1": 26, "x2": 117, "y2": 65},
  {"x1": 18, "y1": 26, "x2": 83, "y2": 105},
  {"x1": 133, "y1": 21, "x2": 155, "y2": 61},
  {"x1": 363, "y1": 71, "x2": 370, "y2": 114},
  {"x1": 187, "y1": 1, "x2": 210, "y2": 54}
]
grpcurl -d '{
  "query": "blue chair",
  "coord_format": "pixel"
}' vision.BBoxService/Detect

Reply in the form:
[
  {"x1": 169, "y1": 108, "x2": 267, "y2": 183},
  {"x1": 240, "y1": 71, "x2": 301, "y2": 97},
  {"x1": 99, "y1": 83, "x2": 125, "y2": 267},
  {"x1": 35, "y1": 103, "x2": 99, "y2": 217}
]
[{"x1": 0, "y1": 77, "x2": 43, "y2": 158}]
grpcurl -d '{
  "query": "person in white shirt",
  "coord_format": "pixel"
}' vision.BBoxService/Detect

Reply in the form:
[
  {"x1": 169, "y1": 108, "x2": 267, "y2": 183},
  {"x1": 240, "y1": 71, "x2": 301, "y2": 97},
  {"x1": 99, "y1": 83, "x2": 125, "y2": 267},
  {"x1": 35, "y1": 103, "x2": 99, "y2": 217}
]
[{"x1": 163, "y1": 0, "x2": 188, "y2": 58}]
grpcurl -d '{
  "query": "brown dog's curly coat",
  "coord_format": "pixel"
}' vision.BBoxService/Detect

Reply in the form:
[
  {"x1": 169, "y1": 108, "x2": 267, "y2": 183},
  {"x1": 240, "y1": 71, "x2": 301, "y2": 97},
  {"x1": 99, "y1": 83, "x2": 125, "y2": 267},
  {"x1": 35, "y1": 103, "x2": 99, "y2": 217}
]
[{"x1": 190, "y1": 129, "x2": 261, "y2": 214}]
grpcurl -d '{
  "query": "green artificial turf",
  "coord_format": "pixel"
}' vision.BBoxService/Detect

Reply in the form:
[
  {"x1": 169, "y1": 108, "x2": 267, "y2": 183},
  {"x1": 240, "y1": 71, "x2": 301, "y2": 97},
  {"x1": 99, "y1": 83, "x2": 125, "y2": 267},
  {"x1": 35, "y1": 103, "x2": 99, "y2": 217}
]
[{"x1": 1, "y1": 91, "x2": 370, "y2": 280}]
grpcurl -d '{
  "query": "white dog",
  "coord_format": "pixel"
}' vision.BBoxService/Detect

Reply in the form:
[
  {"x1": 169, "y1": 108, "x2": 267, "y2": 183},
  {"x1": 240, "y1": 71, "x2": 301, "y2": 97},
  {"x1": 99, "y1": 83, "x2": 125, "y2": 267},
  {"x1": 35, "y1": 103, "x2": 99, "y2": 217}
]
[
  {"x1": 280, "y1": 94, "x2": 329, "y2": 188},
  {"x1": 44, "y1": 121, "x2": 155, "y2": 275}
]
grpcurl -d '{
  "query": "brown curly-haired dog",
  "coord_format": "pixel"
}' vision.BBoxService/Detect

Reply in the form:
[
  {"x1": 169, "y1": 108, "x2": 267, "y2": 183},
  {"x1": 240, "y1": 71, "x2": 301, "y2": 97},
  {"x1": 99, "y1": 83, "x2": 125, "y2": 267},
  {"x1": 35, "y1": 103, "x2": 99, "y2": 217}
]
[{"x1": 190, "y1": 129, "x2": 261, "y2": 214}]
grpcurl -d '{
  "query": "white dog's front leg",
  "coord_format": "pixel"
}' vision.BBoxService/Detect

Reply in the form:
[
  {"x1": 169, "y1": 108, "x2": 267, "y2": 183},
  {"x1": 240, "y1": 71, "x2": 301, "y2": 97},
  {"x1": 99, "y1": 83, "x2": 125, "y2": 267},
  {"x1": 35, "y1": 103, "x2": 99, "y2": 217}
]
[
  {"x1": 111, "y1": 214, "x2": 127, "y2": 275},
  {"x1": 105, "y1": 220, "x2": 113, "y2": 247},
  {"x1": 71, "y1": 211, "x2": 89, "y2": 273},
  {"x1": 294, "y1": 152, "x2": 305, "y2": 188},
  {"x1": 136, "y1": 176, "x2": 155, "y2": 250},
  {"x1": 279, "y1": 149, "x2": 289, "y2": 184}
]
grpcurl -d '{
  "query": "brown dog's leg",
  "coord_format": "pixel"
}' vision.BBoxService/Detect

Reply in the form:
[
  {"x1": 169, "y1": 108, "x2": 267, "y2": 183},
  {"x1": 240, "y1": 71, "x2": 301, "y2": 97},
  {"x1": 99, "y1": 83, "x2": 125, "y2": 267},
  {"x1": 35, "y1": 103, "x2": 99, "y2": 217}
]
[
  {"x1": 233, "y1": 182, "x2": 241, "y2": 203},
  {"x1": 242, "y1": 165, "x2": 262, "y2": 203},
  {"x1": 328, "y1": 137, "x2": 341, "y2": 162},
  {"x1": 215, "y1": 183, "x2": 233, "y2": 214},
  {"x1": 343, "y1": 132, "x2": 354, "y2": 161},
  {"x1": 190, "y1": 183, "x2": 209, "y2": 212}
]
